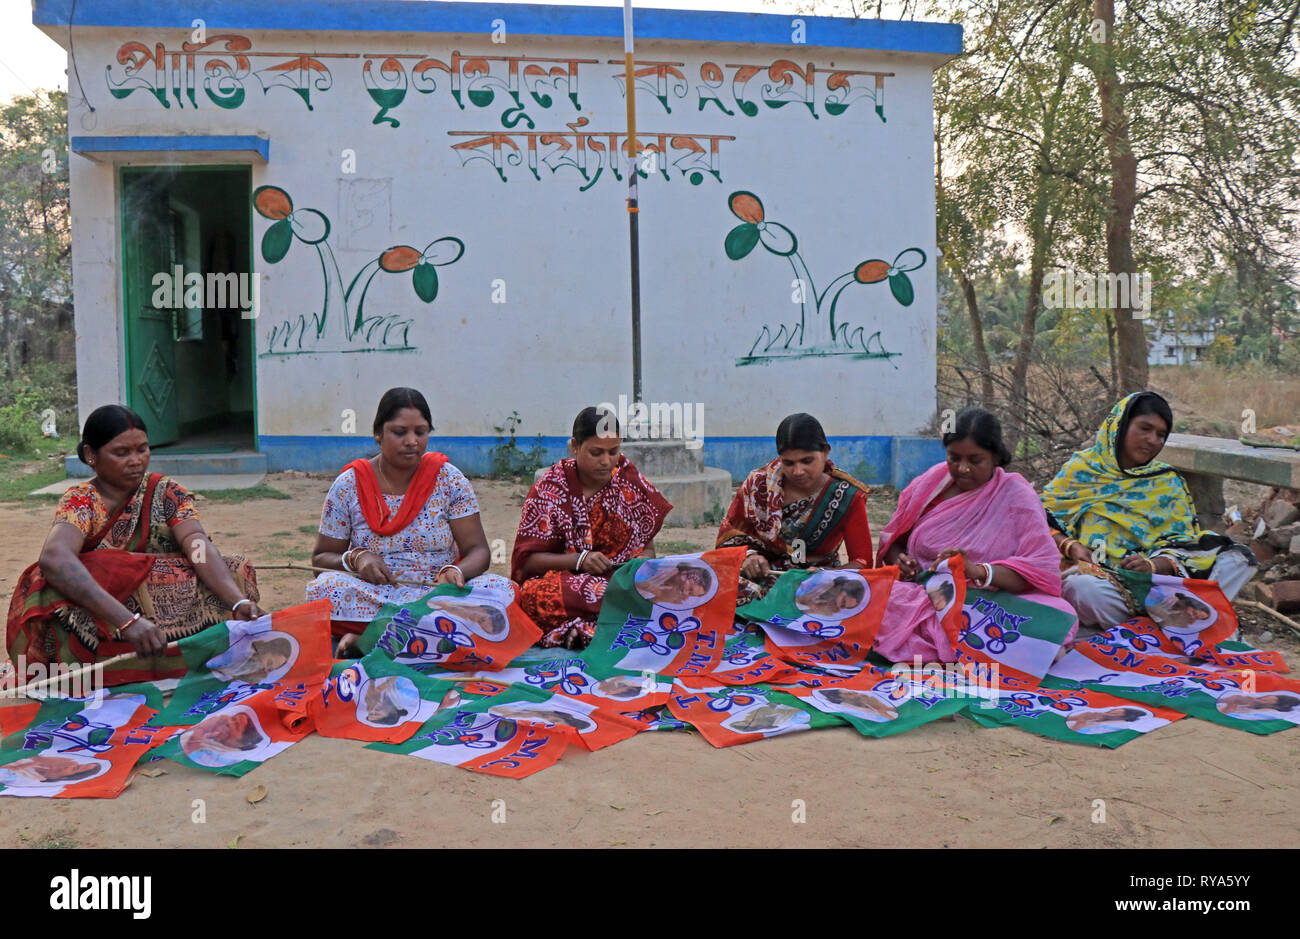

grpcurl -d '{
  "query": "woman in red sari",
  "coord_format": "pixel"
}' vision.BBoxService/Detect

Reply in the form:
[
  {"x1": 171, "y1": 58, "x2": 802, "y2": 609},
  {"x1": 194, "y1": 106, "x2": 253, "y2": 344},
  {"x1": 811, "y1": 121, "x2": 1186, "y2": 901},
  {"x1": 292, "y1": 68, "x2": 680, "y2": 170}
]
[
  {"x1": 6, "y1": 406, "x2": 263, "y2": 687},
  {"x1": 512, "y1": 407, "x2": 672, "y2": 649},
  {"x1": 717, "y1": 413, "x2": 873, "y2": 601}
]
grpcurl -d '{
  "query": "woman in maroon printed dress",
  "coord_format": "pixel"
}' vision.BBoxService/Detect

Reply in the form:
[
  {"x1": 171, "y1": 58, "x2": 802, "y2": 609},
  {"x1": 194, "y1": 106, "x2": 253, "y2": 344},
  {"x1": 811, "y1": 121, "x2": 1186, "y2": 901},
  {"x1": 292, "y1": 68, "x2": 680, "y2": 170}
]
[{"x1": 511, "y1": 407, "x2": 672, "y2": 649}]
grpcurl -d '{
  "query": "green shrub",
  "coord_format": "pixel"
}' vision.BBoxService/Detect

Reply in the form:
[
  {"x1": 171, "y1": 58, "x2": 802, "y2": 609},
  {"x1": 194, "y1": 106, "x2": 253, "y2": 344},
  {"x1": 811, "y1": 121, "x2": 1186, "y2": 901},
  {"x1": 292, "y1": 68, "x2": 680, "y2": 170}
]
[
  {"x1": 697, "y1": 500, "x2": 725, "y2": 528},
  {"x1": 488, "y1": 411, "x2": 547, "y2": 479},
  {"x1": 0, "y1": 361, "x2": 78, "y2": 454},
  {"x1": 0, "y1": 389, "x2": 43, "y2": 451}
]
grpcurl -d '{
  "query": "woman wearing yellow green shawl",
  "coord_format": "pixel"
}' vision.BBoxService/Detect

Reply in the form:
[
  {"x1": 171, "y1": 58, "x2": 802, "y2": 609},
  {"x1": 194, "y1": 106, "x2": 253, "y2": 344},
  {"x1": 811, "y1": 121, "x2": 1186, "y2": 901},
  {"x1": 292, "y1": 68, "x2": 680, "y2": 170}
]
[{"x1": 1041, "y1": 392, "x2": 1257, "y2": 628}]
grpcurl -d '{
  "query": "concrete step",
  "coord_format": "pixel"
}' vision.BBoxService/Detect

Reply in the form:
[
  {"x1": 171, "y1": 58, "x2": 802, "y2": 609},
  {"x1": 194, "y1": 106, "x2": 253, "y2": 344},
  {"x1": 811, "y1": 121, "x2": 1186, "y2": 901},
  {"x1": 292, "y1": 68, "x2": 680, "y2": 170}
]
[
  {"x1": 37, "y1": 472, "x2": 269, "y2": 496},
  {"x1": 65, "y1": 450, "x2": 269, "y2": 479},
  {"x1": 652, "y1": 467, "x2": 735, "y2": 528},
  {"x1": 533, "y1": 460, "x2": 734, "y2": 528},
  {"x1": 619, "y1": 439, "x2": 706, "y2": 475}
]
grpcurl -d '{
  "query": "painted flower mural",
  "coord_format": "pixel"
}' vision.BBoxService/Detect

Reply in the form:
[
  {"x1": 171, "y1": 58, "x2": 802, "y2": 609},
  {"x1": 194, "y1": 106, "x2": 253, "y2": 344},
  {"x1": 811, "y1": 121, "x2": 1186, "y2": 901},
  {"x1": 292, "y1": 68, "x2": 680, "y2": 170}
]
[
  {"x1": 723, "y1": 190, "x2": 927, "y2": 365},
  {"x1": 253, "y1": 185, "x2": 465, "y2": 354}
]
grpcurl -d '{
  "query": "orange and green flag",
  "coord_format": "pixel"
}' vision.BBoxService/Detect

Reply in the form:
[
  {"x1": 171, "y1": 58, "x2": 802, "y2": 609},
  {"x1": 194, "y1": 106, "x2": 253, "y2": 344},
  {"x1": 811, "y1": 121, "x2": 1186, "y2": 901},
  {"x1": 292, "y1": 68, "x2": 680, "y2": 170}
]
[
  {"x1": 150, "y1": 681, "x2": 315, "y2": 776},
  {"x1": 0, "y1": 685, "x2": 166, "y2": 798},
  {"x1": 1056, "y1": 631, "x2": 1300, "y2": 735},
  {"x1": 666, "y1": 681, "x2": 844, "y2": 747},
  {"x1": 737, "y1": 566, "x2": 897, "y2": 670},
  {"x1": 155, "y1": 600, "x2": 333, "y2": 725},
  {"x1": 310, "y1": 652, "x2": 457, "y2": 744},
  {"x1": 965, "y1": 683, "x2": 1185, "y2": 748},
  {"x1": 584, "y1": 548, "x2": 744, "y2": 678},
  {"x1": 778, "y1": 664, "x2": 973, "y2": 737},
  {"x1": 358, "y1": 583, "x2": 542, "y2": 671},
  {"x1": 1109, "y1": 569, "x2": 1239, "y2": 657}
]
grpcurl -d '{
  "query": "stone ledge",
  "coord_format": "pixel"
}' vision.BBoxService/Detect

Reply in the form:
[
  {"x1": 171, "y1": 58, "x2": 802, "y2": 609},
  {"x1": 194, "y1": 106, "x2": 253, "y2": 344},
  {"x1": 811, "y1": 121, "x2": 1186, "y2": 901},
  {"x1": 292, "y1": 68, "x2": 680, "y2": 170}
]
[{"x1": 1161, "y1": 433, "x2": 1300, "y2": 488}]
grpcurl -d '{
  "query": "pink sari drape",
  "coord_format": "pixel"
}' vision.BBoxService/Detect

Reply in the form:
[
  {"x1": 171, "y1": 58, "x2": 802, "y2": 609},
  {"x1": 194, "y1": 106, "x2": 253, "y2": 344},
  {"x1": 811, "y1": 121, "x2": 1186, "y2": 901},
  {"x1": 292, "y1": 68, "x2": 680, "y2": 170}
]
[{"x1": 874, "y1": 463, "x2": 1076, "y2": 663}]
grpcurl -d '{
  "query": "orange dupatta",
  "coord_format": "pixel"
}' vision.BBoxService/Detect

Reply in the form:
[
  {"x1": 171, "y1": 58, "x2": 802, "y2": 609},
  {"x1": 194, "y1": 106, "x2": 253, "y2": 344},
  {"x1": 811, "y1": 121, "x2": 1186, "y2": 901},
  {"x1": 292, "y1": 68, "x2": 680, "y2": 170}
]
[{"x1": 343, "y1": 452, "x2": 448, "y2": 536}]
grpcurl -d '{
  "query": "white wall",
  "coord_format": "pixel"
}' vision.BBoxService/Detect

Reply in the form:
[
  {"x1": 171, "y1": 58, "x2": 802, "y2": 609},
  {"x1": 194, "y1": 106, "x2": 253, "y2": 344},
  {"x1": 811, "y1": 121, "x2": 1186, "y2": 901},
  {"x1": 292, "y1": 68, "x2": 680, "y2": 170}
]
[{"x1": 68, "y1": 26, "x2": 944, "y2": 440}]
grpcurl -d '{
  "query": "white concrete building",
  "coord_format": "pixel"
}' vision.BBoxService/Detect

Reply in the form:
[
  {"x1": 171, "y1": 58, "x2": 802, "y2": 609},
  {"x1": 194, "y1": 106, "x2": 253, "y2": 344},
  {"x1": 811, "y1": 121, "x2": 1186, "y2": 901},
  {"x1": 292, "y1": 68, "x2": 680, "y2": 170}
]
[
  {"x1": 36, "y1": 0, "x2": 961, "y2": 484},
  {"x1": 1147, "y1": 323, "x2": 1215, "y2": 367}
]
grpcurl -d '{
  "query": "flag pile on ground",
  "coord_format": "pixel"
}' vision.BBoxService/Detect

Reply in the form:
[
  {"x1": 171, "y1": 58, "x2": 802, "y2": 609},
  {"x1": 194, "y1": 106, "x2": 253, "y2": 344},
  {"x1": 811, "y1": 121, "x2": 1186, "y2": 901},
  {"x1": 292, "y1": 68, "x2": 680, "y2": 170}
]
[{"x1": 2, "y1": 550, "x2": 1297, "y2": 794}]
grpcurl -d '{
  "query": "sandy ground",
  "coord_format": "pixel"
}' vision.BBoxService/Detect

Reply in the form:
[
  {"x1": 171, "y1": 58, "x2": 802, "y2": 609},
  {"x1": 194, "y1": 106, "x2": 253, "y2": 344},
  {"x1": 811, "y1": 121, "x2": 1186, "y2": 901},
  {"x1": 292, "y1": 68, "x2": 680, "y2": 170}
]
[{"x1": 1, "y1": 473, "x2": 1298, "y2": 849}]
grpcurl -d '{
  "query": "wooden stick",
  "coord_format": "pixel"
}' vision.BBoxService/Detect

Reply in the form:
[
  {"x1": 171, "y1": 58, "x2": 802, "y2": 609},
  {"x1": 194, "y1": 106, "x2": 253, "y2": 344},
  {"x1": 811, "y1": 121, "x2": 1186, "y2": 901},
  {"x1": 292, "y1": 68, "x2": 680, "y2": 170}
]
[
  {"x1": 8, "y1": 642, "x2": 181, "y2": 699},
  {"x1": 1236, "y1": 599, "x2": 1300, "y2": 638},
  {"x1": 256, "y1": 561, "x2": 439, "y2": 589}
]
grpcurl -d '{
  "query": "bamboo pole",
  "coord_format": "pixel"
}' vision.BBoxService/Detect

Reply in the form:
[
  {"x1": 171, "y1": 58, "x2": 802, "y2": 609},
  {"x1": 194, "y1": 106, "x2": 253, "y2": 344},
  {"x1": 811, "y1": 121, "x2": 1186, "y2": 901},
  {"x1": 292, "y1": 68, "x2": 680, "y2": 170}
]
[
  {"x1": 7, "y1": 642, "x2": 181, "y2": 700},
  {"x1": 255, "y1": 561, "x2": 439, "y2": 589}
]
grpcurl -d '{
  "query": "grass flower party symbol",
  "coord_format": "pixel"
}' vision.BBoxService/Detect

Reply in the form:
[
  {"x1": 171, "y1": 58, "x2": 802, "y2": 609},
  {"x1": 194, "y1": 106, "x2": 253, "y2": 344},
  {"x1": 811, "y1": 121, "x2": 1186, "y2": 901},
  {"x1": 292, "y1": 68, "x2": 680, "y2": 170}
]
[
  {"x1": 253, "y1": 185, "x2": 465, "y2": 353},
  {"x1": 724, "y1": 190, "x2": 926, "y2": 365}
]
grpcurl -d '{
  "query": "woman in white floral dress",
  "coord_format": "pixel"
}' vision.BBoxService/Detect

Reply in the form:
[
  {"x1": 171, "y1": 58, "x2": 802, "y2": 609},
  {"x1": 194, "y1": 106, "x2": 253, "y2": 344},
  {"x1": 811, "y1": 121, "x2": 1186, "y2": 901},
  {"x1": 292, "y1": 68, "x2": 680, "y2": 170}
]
[{"x1": 307, "y1": 388, "x2": 513, "y2": 647}]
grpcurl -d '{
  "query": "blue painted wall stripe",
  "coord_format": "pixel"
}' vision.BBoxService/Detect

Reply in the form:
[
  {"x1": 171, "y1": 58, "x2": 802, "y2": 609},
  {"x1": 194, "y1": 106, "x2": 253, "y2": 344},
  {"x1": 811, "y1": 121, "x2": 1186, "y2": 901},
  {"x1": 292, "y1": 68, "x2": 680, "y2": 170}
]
[
  {"x1": 71, "y1": 135, "x2": 270, "y2": 159},
  {"x1": 255, "y1": 434, "x2": 946, "y2": 488},
  {"x1": 36, "y1": 0, "x2": 962, "y2": 55}
]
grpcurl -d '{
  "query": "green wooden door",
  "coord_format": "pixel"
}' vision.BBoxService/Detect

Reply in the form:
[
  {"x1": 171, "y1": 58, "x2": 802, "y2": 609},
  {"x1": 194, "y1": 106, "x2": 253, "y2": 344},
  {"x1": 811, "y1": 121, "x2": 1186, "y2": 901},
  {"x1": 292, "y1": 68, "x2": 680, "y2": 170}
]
[{"x1": 121, "y1": 171, "x2": 181, "y2": 445}]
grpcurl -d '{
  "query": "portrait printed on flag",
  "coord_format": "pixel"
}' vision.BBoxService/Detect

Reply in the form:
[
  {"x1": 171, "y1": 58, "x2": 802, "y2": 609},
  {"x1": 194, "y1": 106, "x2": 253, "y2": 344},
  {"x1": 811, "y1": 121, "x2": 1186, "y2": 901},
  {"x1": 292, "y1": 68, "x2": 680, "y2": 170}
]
[
  {"x1": 719, "y1": 701, "x2": 811, "y2": 736},
  {"x1": 634, "y1": 556, "x2": 718, "y2": 610},
  {"x1": 205, "y1": 627, "x2": 299, "y2": 685},
  {"x1": 794, "y1": 570, "x2": 872, "y2": 620},
  {"x1": 0, "y1": 753, "x2": 112, "y2": 794},
  {"x1": 1064, "y1": 705, "x2": 1171, "y2": 735},
  {"x1": 1213, "y1": 690, "x2": 1300, "y2": 723},
  {"x1": 809, "y1": 687, "x2": 900, "y2": 723},
  {"x1": 178, "y1": 704, "x2": 281, "y2": 768}
]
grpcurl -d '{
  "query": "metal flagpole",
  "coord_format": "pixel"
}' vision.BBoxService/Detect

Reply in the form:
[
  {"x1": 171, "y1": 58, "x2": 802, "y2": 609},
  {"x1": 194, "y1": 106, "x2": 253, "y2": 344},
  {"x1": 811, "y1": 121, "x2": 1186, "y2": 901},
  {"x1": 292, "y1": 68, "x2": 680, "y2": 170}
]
[{"x1": 623, "y1": 0, "x2": 643, "y2": 407}]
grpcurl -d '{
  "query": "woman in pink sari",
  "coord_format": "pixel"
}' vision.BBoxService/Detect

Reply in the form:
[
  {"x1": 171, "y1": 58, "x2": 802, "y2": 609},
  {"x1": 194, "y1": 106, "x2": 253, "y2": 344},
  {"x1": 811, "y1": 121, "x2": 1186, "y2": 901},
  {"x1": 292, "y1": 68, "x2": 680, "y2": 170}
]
[{"x1": 874, "y1": 408, "x2": 1076, "y2": 663}]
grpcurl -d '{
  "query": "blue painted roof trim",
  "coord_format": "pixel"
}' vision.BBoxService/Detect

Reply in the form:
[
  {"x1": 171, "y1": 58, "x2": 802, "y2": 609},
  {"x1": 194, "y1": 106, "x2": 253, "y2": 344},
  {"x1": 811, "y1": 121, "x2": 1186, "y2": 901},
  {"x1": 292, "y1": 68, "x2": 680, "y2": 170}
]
[
  {"x1": 71, "y1": 135, "x2": 270, "y2": 159},
  {"x1": 35, "y1": 0, "x2": 962, "y2": 55}
]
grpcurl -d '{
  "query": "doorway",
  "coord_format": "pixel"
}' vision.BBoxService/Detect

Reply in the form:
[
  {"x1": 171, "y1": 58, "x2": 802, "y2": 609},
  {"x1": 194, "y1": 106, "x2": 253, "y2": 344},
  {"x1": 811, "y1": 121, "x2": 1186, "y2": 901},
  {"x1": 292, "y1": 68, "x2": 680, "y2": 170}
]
[{"x1": 119, "y1": 165, "x2": 255, "y2": 450}]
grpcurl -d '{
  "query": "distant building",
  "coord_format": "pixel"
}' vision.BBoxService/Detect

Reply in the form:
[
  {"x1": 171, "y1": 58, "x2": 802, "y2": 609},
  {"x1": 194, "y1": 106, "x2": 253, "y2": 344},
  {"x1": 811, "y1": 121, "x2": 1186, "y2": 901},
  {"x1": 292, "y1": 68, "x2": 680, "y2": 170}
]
[{"x1": 1147, "y1": 323, "x2": 1215, "y2": 366}]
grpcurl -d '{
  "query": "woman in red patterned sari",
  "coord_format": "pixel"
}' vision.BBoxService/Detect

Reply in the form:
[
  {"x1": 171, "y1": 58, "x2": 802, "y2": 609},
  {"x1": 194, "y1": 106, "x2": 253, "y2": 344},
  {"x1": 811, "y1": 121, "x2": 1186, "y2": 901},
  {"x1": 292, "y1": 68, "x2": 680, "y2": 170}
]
[
  {"x1": 6, "y1": 406, "x2": 262, "y2": 687},
  {"x1": 511, "y1": 407, "x2": 672, "y2": 649}
]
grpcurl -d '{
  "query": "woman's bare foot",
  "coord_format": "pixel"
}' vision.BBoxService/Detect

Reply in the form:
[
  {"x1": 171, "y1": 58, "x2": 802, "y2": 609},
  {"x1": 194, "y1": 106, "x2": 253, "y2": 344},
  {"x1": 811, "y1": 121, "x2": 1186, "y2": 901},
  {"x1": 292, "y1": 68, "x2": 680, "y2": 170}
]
[{"x1": 336, "y1": 632, "x2": 363, "y2": 658}]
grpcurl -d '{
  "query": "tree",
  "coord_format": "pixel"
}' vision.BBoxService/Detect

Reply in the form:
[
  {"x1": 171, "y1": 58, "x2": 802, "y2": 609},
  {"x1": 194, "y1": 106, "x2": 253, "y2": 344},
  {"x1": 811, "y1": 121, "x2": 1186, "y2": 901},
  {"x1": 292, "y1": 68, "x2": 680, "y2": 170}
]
[
  {"x1": 1081, "y1": 0, "x2": 1300, "y2": 391},
  {"x1": 934, "y1": 0, "x2": 1106, "y2": 455},
  {"x1": 0, "y1": 90, "x2": 71, "y2": 377}
]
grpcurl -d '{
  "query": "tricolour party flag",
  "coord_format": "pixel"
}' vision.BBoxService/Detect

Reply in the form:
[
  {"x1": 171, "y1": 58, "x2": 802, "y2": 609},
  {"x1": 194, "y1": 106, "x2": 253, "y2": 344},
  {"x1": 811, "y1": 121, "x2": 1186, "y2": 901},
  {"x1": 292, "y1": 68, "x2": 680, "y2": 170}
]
[
  {"x1": 918, "y1": 555, "x2": 968, "y2": 647},
  {"x1": 0, "y1": 686, "x2": 166, "y2": 798},
  {"x1": 150, "y1": 681, "x2": 315, "y2": 776},
  {"x1": 309, "y1": 652, "x2": 455, "y2": 743},
  {"x1": 460, "y1": 655, "x2": 673, "y2": 714},
  {"x1": 737, "y1": 566, "x2": 897, "y2": 670},
  {"x1": 679, "y1": 628, "x2": 806, "y2": 686},
  {"x1": 666, "y1": 681, "x2": 844, "y2": 747},
  {"x1": 0, "y1": 700, "x2": 42, "y2": 737},
  {"x1": 964, "y1": 682, "x2": 1185, "y2": 748},
  {"x1": 937, "y1": 572, "x2": 1076, "y2": 685},
  {"x1": 479, "y1": 691, "x2": 645, "y2": 751},
  {"x1": 778, "y1": 664, "x2": 974, "y2": 737},
  {"x1": 1054, "y1": 633, "x2": 1300, "y2": 735},
  {"x1": 1110, "y1": 568, "x2": 1238, "y2": 657},
  {"x1": 368, "y1": 680, "x2": 574, "y2": 777},
  {"x1": 358, "y1": 582, "x2": 542, "y2": 671},
  {"x1": 622, "y1": 706, "x2": 691, "y2": 732},
  {"x1": 584, "y1": 548, "x2": 744, "y2": 678},
  {"x1": 156, "y1": 600, "x2": 333, "y2": 725},
  {"x1": 1088, "y1": 618, "x2": 1287, "y2": 673}
]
